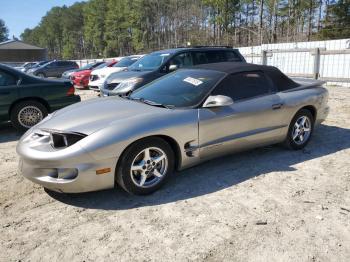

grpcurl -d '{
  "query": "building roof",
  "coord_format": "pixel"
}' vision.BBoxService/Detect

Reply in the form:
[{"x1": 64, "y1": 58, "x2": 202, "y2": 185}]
[{"x1": 0, "y1": 40, "x2": 45, "y2": 50}]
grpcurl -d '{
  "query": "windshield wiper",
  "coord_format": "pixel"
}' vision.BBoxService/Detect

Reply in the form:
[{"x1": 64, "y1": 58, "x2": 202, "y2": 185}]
[
  {"x1": 125, "y1": 96, "x2": 173, "y2": 109},
  {"x1": 141, "y1": 99, "x2": 174, "y2": 109}
]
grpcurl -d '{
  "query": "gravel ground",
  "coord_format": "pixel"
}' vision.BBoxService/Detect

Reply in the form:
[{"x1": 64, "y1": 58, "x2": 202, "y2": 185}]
[{"x1": 0, "y1": 87, "x2": 349, "y2": 262}]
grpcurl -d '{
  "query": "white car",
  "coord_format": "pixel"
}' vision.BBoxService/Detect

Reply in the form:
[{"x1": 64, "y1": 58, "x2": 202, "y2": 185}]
[
  {"x1": 14, "y1": 62, "x2": 37, "y2": 72},
  {"x1": 89, "y1": 55, "x2": 143, "y2": 91}
]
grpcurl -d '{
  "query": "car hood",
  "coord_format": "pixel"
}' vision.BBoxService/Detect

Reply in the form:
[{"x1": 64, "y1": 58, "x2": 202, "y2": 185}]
[
  {"x1": 64, "y1": 69, "x2": 77, "y2": 74},
  {"x1": 92, "y1": 66, "x2": 126, "y2": 76},
  {"x1": 73, "y1": 69, "x2": 91, "y2": 76},
  {"x1": 36, "y1": 97, "x2": 170, "y2": 135},
  {"x1": 107, "y1": 70, "x2": 152, "y2": 84}
]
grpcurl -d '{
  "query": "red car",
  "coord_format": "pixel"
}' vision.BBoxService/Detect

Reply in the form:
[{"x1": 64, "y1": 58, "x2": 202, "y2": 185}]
[{"x1": 71, "y1": 60, "x2": 118, "y2": 89}]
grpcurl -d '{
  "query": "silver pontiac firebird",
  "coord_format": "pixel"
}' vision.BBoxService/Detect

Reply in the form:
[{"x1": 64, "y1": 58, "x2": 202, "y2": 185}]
[{"x1": 17, "y1": 62, "x2": 329, "y2": 195}]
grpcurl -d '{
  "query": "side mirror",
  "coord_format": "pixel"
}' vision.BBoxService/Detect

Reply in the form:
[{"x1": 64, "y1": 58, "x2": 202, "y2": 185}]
[
  {"x1": 203, "y1": 95, "x2": 233, "y2": 108},
  {"x1": 169, "y1": 64, "x2": 178, "y2": 72}
]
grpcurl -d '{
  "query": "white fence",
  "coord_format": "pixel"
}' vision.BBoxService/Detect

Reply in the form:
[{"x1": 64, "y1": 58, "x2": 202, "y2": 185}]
[
  {"x1": 238, "y1": 38, "x2": 350, "y2": 87},
  {"x1": 71, "y1": 57, "x2": 124, "y2": 68}
]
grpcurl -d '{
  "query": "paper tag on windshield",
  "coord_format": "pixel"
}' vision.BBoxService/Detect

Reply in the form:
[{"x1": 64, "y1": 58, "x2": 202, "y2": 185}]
[{"x1": 183, "y1": 77, "x2": 203, "y2": 86}]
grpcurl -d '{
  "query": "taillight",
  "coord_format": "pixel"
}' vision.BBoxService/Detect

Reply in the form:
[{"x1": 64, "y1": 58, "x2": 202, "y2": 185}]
[{"x1": 67, "y1": 86, "x2": 75, "y2": 96}]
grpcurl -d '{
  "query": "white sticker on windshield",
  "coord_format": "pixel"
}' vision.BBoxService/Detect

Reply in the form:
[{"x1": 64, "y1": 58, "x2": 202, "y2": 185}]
[
  {"x1": 160, "y1": 53, "x2": 170, "y2": 56},
  {"x1": 183, "y1": 77, "x2": 203, "y2": 86}
]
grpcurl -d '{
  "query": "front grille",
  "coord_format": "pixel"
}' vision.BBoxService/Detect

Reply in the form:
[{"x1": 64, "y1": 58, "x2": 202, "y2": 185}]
[
  {"x1": 90, "y1": 75, "x2": 99, "y2": 81},
  {"x1": 106, "y1": 83, "x2": 119, "y2": 90}
]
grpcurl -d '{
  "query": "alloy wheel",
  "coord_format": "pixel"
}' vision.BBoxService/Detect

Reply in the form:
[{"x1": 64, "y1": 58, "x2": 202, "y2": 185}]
[
  {"x1": 292, "y1": 116, "x2": 312, "y2": 145},
  {"x1": 130, "y1": 147, "x2": 168, "y2": 188},
  {"x1": 18, "y1": 106, "x2": 43, "y2": 129}
]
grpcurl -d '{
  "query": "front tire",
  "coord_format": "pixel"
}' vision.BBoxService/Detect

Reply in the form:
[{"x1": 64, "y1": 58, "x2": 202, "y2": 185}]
[
  {"x1": 284, "y1": 109, "x2": 314, "y2": 150},
  {"x1": 116, "y1": 137, "x2": 175, "y2": 195},
  {"x1": 10, "y1": 100, "x2": 48, "y2": 131}
]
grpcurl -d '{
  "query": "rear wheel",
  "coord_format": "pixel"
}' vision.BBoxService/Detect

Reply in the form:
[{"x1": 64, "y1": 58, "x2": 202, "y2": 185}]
[
  {"x1": 116, "y1": 137, "x2": 175, "y2": 195},
  {"x1": 284, "y1": 109, "x2": 314, "y2": 150},
  {"x1": 10, "y1": 100, "x2": 48, "y2": 131}
]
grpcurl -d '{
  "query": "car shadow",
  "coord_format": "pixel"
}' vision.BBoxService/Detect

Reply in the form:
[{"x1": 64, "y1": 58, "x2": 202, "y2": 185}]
[
  {"x1": 0, "y1": 122, "x2": 23, "y2": 143},
  {"x1": 47, "y1": 124, "x2": 350, "y2": 210}
]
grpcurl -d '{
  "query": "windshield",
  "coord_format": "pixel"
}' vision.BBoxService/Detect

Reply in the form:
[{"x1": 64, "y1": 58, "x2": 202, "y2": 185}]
[
  {"x1": 114, "y1": 57, "x2": 139, "y2": 68},
  {"x1": 130, "y1": 69, "x2": 225, "y2": 108},
  {"x1": 33, "y1": 61, "x2": 49, "y2": 68},
  {"x1": 23, "y1": 63, "x2": 35, "y2": 68},
  {"x1": 129, "y1": 53, "x2": 170, "y2": 71},
  {"x1": 94, "y1": 62, "x2": 109, "y2": 70},
  {"x1": 80, "y1": 62, "x2": 98, "y2": 70}
]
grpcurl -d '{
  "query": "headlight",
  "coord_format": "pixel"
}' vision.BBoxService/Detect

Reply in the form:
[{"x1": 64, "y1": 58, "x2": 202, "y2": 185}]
[
  {"x1": 42, "y1": 129, "x2": 87, "y2": 148},
  {"x1": 114, "y1": 78, "x2": 143, "y2": 91}
]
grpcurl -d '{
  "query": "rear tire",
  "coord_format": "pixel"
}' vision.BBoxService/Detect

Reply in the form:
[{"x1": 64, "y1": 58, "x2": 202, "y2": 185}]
[
  {"x1": 10, "y1": 100, "x2": 48, "y2": 131},
  {"x1": 116, "y1": 137, "x2": 175, "y2": 195},
  {"x1": 284, "y1": 109, "x2": 314, "y2": 150}
]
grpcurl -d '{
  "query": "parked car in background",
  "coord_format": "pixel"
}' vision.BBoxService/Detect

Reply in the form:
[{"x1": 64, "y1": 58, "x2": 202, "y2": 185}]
[
  {"x1": 101, "y1": 46, "x2": 246, "y2": 96},
  {"x1": 16, "y1": 62, "x2": 329, "y2": 194},
  {"x1": 88, "y1": 55, "x2": 142, "y2": 91},
  {"x1": 61, "y1": 61, "x2": 105, "y2": 79},
  {"x1": 27, "y1": 60, "x2": 79, "y2": 78},
  {"x1": 70, "y1": 61, "x2": 108, "y2": 89},
  {"x1": 24, "y1": 61, "x2": 51, "y2": 73},
  {"x1": 14, "y1": 62, "x2": 37, "y2": 72},
  {"x1": 0, "y1": 64, "x2": 80, "y2": 130}
]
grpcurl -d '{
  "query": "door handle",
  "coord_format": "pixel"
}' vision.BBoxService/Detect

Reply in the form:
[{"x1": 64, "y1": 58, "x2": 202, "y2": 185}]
[{"x1": 272, "y1": 103, "x2": 283, "y2": 110}]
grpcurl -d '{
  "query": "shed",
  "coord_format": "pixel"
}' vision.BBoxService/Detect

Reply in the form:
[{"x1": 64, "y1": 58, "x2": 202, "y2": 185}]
[{"x1": 0, "y1": 40, "x2": 47, "y2": 63}]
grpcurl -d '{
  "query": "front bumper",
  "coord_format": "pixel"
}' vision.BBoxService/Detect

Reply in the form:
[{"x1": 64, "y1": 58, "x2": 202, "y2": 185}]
[
  {"x1": 73, "y1": 76, "x2": 89, "y2": 88},
  {"x1": 88, "y1": 78, "x2": 105, "y2": 91},
  {"x1": 89, "y1": 85, "x2": 102, "y2": 91},
  {"x1": 100, "y1": 88, "x2": 120, "y2": 97},
  {"x1": 17, "y1": 130, "x2": 117, "y2": 193}
]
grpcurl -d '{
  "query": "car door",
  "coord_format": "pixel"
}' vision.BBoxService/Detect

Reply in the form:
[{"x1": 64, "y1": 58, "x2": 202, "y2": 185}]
[
  {"x1": 0, "y1": 69, "x2": 18, "y2": 121},
  {"x1": 55, "y1": 61, "x2": 67, "y2": 77},
  {"x1": 198, "y1": 71, "x2": 286, "y2": 159},
  {"x1": 44, "y1": 62, "x2": 57, "y2": 77}
]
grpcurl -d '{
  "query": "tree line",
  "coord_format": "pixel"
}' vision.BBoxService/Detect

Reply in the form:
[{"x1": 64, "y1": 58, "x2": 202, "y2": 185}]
[
  {"x1": 0, "y1": 19, "x2": 9, "y2": 42},
  {"x1": 15, "y1": 0, "x2": 350, "y2": 59}
]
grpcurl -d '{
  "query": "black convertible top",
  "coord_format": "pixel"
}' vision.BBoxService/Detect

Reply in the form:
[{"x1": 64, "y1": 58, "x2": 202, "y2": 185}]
[{"x1": 195, "y1": 62, "x2": 300, "y2": 91}]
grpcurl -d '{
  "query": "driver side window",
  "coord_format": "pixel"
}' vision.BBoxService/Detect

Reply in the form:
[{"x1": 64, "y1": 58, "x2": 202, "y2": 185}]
[
  {"x1": 212, "y1": 71, "x2": 273, "y2": 101},
  {"x1": 168, "y1": 52, "x2": 193, "y2": 70}
]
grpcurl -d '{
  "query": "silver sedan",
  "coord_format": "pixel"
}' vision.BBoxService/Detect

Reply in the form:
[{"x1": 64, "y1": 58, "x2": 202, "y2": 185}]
[{"x1": 17, "y1": 62, "x2": 329, "y2": 195}]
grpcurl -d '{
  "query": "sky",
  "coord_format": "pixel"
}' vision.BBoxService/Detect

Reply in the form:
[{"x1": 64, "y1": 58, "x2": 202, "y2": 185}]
[{"x1": 0, "y1": 0, "x2": 84, "y2": 38}]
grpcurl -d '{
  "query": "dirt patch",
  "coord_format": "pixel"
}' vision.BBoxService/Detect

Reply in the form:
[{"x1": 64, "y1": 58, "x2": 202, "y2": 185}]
[{"x1": 1, "y1": 87, "x2": 349, "y2": 262}]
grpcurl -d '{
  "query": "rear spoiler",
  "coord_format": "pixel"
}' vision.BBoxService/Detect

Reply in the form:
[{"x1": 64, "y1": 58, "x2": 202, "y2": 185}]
[{"x1": 285, "y1": 78, "x2": 326, "y2": 92}]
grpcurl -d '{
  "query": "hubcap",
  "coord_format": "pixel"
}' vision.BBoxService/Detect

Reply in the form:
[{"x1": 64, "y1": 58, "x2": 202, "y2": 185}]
[
  {"x1": 18, "y1": 106, "x2": 43, "y2": 128},
  {"x1": 130, "y1": 147, "x2": 168, "y2": 188},
  {"x1": 292, "y1": 116, "x2": 311, "y2": 145}
]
